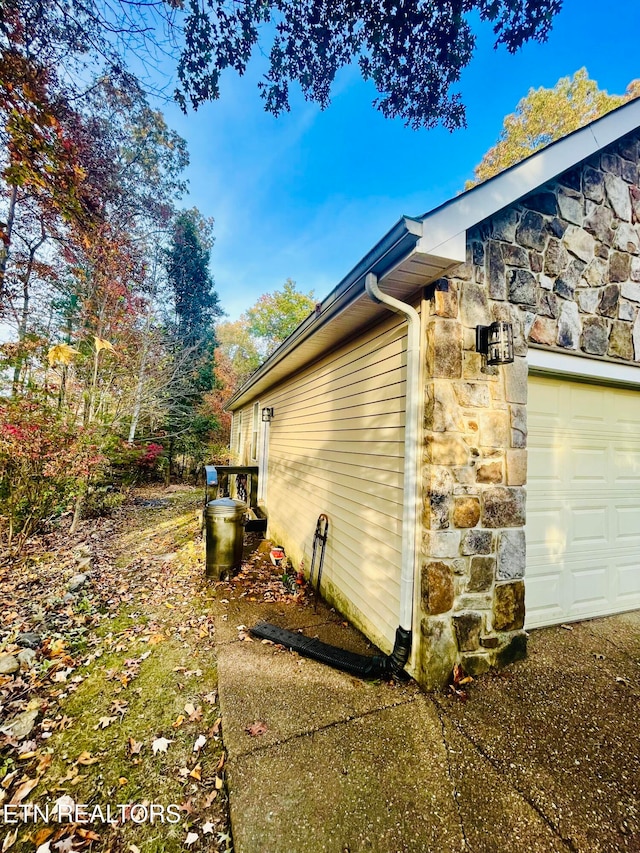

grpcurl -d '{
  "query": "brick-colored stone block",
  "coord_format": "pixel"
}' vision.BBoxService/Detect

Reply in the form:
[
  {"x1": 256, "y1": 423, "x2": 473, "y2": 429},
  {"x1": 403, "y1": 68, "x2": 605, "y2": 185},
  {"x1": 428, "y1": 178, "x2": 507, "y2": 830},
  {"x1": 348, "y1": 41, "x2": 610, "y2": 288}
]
[
  {"x1": 493, "y1": 581, "x2": 525, "y2": 630},
  {"x1": 421, "y1": 561, "x2": 454, "y2": 615},
  {"x1": 476, "y1": 461, "x2": 502, "y2": 484},
  {"x1": 452, "y1": 497, "x2": 480, "y2": 528}
]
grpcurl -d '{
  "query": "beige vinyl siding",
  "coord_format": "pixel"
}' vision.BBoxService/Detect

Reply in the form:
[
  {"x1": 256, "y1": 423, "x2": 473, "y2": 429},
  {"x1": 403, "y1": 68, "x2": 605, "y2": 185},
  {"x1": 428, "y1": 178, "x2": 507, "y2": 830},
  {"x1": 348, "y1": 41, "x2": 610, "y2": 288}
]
[{"x1": 255, "y1": 313, "x2": 409, "y2": 653}]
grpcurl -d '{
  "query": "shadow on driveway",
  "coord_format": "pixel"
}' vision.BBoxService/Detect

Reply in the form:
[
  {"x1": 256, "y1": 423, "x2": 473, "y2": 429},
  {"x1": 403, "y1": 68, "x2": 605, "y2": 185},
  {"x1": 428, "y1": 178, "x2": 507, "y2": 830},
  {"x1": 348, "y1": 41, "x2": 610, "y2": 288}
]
[{"x1": 210, "y1": 562, "x2": 639, "y2": 853}]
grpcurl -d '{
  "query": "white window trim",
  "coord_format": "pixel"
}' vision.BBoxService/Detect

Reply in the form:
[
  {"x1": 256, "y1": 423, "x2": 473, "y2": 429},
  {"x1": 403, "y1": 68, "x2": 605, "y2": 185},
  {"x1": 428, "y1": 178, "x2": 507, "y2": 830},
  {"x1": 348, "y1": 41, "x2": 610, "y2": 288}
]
[{"x1": 250, "y1": 401, "x2": 259, "y2": 462}]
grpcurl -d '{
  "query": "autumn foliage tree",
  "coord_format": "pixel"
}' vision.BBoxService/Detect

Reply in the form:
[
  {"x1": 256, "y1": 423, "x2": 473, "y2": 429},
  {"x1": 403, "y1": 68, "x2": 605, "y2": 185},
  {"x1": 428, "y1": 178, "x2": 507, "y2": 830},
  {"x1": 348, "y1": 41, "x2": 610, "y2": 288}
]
[
  {"x1": 208, "y1": 279, "x2": 315, "y2": 454},
  {"x1": 467, "y1": 69, "x2": 640, "y2": 187},
  {"x1": 0, "y1": 31, "x2": 200, "y2": 546}
]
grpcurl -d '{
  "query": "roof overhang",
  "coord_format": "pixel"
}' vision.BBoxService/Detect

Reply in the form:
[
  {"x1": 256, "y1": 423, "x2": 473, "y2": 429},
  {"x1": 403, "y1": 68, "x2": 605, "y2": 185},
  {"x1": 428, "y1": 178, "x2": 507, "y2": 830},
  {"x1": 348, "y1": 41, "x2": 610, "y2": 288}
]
[
  {"x1": 227, "y1": 98, "x2": 640, "y2": 411},
  {"x1": 226, "y1": 217, "x2": 465, "y2": 410}
]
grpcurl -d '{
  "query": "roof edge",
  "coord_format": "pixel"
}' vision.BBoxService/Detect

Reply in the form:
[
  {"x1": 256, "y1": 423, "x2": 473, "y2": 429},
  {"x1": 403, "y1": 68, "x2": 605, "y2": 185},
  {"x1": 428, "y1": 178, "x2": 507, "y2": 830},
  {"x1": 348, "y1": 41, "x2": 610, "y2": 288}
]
[{"x1": 225, "y1": 216, "x2": 423, "y2": 410}]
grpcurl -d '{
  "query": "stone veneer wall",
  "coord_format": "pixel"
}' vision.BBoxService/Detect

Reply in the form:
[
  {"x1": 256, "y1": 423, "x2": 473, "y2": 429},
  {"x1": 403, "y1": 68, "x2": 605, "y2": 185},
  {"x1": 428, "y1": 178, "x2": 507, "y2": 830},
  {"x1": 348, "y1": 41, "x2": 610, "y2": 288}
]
[{"x1": 417, "y1": 129, "x2": 640, "y2": 688}]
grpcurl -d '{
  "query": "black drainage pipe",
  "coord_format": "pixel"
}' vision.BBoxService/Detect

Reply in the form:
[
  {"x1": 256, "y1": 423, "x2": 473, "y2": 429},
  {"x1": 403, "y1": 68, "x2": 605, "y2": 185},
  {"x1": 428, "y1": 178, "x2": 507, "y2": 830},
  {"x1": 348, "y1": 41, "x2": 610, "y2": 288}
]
[{"x1": 250, "y1": 621, "x2": 412, "y2": 681}]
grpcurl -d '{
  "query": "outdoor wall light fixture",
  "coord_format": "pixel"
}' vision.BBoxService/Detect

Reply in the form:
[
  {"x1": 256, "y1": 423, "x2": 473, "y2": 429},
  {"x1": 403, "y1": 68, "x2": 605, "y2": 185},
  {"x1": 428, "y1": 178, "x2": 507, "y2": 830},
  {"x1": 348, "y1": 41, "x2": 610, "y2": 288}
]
[
  {"x1": 261, "y1": 407, "x2": 274, "y2": 422},
  {"x1": 476, "y1": 322, "x2": 515, "y2": 366}
]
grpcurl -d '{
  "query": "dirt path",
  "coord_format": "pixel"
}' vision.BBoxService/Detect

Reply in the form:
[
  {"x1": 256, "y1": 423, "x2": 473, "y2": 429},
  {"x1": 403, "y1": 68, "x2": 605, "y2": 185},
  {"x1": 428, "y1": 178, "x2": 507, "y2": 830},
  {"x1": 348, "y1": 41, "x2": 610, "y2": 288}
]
[{"x1": 1, "y1": 487, "x2": 231, "y2": 853}]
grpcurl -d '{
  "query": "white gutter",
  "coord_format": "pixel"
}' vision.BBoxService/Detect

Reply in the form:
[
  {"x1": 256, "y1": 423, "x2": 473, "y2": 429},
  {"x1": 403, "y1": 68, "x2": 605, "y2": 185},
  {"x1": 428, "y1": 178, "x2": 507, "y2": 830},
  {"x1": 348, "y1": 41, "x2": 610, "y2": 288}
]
[{"x1": 364, "y1": 273, "x2": 421, "y2": 641}]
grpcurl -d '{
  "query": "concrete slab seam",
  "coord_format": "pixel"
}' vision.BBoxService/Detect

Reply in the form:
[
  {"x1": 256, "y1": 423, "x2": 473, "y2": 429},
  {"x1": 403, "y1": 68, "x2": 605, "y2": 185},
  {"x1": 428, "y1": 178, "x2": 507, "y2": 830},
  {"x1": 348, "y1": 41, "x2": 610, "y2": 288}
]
[
  {"x1": 434, "y1": 704, "x2": 577, "y2": 853},
  {"x1": 221, "y1": 693, "x2": 425, "y2": 760},
  {"x1": 432, "y1": 699, "x2": 472, "y2": 852}
]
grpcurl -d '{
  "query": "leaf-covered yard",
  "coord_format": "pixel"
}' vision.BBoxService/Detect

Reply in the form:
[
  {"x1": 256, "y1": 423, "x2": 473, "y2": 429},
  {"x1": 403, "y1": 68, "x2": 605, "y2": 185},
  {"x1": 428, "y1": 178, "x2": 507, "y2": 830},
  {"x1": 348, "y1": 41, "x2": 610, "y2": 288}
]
[{"x1": 0, "y1": 487, "x2": 231, "y2": 853}]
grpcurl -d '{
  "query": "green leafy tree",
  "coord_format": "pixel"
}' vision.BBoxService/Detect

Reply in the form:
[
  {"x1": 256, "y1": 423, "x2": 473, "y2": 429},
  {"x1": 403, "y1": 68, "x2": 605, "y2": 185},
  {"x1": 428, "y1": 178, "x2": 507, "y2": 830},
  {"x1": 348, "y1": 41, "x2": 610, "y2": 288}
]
[
  {"x1": 2, "y1": 0, "x2": 564, "y2": 130},
  {"x1": 215, "y1": 319, "x2": 262, "y2": 385},
  {"x1": 209, "y1": 280, "x2": 314, "y2": 447},
  {"x1": 163, "y1": 209, "x2": 222, "y2": 478},
  {"x1": 245, "y1": 278, "x2": 315, "y2": 357},
  {"x1": 467, "y1": 69, "x2": 640, "y2": 187},
  {"x1": 166, "y1": 210, "x2": 219, "y2": 346}
]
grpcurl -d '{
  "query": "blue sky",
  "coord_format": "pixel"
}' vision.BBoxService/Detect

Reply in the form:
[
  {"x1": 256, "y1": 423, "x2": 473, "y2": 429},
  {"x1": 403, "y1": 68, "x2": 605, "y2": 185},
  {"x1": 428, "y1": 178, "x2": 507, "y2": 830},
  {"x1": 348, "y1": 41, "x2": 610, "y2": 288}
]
[{"x1": 161, "y1": 0, "x2": 640, "y2": 321}]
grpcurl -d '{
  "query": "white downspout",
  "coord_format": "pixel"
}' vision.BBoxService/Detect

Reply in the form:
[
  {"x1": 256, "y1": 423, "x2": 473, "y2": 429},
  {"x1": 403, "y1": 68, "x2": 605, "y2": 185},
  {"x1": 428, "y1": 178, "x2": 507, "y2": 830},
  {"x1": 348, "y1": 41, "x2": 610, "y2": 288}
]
[{"x1": 365, "y1": 273, "x2": 421, "y2": 670}]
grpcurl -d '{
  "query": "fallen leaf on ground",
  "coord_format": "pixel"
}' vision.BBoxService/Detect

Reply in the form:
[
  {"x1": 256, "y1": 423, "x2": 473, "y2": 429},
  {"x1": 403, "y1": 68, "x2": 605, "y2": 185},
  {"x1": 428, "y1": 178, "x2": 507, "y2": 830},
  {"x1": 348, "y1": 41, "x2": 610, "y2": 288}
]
[
  {"x1": 93, "y1": 716, "x2": 117, "y2": 730},
  {"x1": 2, "y1": 828, "x2": 18, "y2": 851},
  {"x1": 189, "y1": 764, "x2": 201, "y2": 780},
  {"x1": 184, "y1": 832, "x2": 199, "y2": 846},
  {"x1": 193, "y1": 734, "x2": 207, "y2": 752},
  {"x1": 202, "y1": 821, "x2": 214, "y2": 834},
  {"x1": 151, "y1": 736, "x2": 172, "y2": 754},
  {"x1": 33, "y1": 829, "x2": 53, "y2": 847},
  {"x1": 245, "y1": 721, "x2": 267, "y2": 737},
  {"x1": 76, "y1": 828, "x2": 100, "y2": 841},
  {"x1": 9, "y1": 777, "x2": 38, "y2": 805},
  {"x1": 76, "y1": 751, "x2": 100, "y2": 766},
  {"x1": 36, "y1": 754, "x2": 52, "y2": 775},
  {"x1": 128, "y1": 738, "x2": 143, "y2": 755}
]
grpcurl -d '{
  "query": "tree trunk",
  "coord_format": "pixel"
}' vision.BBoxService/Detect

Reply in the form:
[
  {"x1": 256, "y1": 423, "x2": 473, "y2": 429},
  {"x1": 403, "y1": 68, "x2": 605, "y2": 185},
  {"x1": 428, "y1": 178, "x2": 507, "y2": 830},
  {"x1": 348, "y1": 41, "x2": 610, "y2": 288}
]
[
  {"x1": 128, "y1": 304, "x2": 153, "y2": 443},
  {"x1": 69, "y1": 491, "x2": 84, "y2": 535},
  {"x1": 166, "y1": 437, "x2": 174, "y2": 486},
  {"x1": 12, "y1": 241, "x2": 41, "y2": 396},
  {"x1": 0, "y1": 184, "x2": 18, "y2": 302}
]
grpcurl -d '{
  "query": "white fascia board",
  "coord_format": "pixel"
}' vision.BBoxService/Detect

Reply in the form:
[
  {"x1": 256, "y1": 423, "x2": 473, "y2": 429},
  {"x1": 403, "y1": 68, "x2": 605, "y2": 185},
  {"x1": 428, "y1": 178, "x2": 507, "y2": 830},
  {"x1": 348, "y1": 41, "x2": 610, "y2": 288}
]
[
  {"x1": 417, "y1": 99, "x2": 640, "y2": 259},
  {"x1": 528, "y1": 347, "x2": 640, "y2": 388}
]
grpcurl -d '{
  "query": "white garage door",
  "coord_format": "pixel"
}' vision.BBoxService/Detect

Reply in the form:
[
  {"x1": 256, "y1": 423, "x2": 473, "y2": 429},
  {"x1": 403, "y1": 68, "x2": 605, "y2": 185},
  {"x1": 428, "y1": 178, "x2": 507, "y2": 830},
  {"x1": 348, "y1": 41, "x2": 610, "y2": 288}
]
[{"x1": 526, "y1": 373, "x2": 640, "y2": 628}]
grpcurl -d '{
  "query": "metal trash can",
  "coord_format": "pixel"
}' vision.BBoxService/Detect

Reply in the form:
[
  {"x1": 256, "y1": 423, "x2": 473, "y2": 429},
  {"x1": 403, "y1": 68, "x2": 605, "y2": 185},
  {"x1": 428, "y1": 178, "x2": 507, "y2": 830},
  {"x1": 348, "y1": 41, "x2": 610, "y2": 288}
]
[{"x1": 205, "y1": 498, "x2": 246, "y2": 579}]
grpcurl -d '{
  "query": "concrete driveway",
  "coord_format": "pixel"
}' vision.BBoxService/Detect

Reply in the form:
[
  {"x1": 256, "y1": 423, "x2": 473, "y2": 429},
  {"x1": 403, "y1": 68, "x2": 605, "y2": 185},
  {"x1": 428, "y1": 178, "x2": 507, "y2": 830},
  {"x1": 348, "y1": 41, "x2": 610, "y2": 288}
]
[{"x1": 211, "y1": 583, "x2": 640, "y2": 853}]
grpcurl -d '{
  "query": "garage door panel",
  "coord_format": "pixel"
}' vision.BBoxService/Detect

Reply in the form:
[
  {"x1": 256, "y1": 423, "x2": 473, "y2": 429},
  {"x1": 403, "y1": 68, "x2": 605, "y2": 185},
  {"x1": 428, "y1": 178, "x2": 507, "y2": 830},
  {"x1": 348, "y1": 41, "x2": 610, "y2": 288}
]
[
  {"x1": 526, "y1": 504, "x2": 567, "y2": 558},
  {"x1": 615, "y1": 505, "x2": 640, "y2": 540},
  {"x1": 618, "y1": 559, "x2": 640, "y2": 599},
  {"x1": 572, "y1": 506, "x2": 608, "y2": 545},
  {"x1": 570, "y1": 445, "x2": 608, "y2": 483},
  {"x1": 526, "y1": 374, "x2": 640, "y2": 629},
  {"x1": 570, "y1": 383, "x2": 608, "y2": 419},
  {"x1": 613, "y1": 448, "x2": 640, "y2": 480},
  {"x1": 527, "y1": 445, "x2": 564, "y2": 484},
  {"x1": 568, "y1": 561, "x2": 610, "y2": 610},
  {"x1": 524, "y1": 569, "x2": 564, "y2": 626}
]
